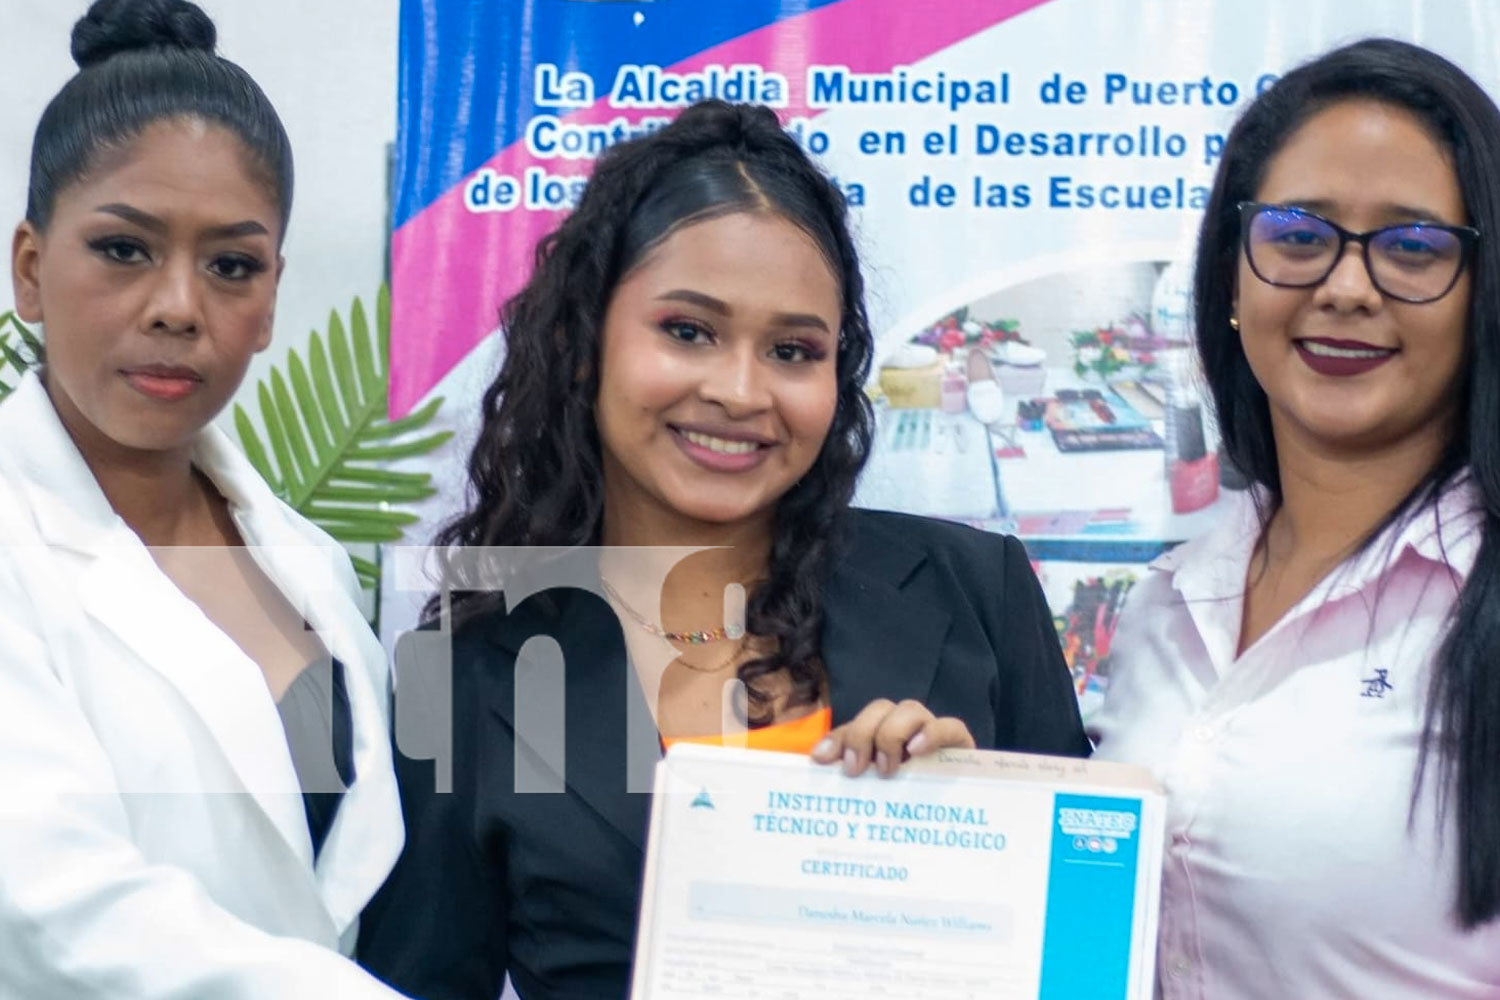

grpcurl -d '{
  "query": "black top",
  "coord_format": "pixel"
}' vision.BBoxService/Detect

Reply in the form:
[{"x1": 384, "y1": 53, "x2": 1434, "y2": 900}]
[
  {"x1": 357, "y1": 509, "x2": 1090, "y2": 999},
  {"x1": 275, "y1": 656, "x2": 355, "y2": 859}
]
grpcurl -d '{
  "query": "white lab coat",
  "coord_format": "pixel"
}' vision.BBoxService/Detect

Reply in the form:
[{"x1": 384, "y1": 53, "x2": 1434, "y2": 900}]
[{"x1": 0, "y1": 371, "x2": 408, "y2": 999}]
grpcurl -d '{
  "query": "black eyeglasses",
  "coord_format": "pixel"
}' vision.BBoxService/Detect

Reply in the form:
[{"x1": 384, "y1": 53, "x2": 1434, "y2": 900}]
[{"x1": 1238, "y1": 201, "x2": 1480, "y2": 304}]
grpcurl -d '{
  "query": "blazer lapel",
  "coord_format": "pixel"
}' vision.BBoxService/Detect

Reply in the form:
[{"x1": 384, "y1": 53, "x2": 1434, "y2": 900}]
[
  {"x1": 75, "y1": 542, "x2": 316, "y2": 868},
  {"x1": 3, "y1": 377, "x2": 309, "y2": 850},
  {"x1": 482, "y1": 518, "x2": 954, "y2": 848},
  {"x1": 486, "y1": 590, "x2": 656, "y2": 852},
  {"x1": 299, "y1": 587, "x2": 403, "y2": 934},
  {"x1": 6, "y1": 377, "x2": 314, "y2": 874},
  {"x1": 2, "y1": 373, "x2": 398, "y2": 935},
  {"x1": 198, "y1": 428, "x2": 404, "y2": 932},
  {"x1": 822, "y1": 521, "x2": 952, "y2": 726}
]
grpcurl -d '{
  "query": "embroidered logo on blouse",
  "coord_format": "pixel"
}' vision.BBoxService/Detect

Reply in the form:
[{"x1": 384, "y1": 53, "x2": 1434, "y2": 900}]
[{"x1": 1361, "y1": 669, "x2": 1394, "y2": 699}]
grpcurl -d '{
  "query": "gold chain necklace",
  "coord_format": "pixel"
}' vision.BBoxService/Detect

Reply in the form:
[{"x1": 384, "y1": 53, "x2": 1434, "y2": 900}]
[
  {"x1": 599, "y1": 578, "x2": 746, "y2": 643},
  {"x1": 677, "y1": 639, "x2": 748, "y2": 673}
]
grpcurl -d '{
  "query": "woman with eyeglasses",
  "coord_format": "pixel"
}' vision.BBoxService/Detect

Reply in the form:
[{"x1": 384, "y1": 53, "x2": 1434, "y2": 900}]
[{"x1": 1090, "y1": 39, "x2": 1500, "y2": 998}]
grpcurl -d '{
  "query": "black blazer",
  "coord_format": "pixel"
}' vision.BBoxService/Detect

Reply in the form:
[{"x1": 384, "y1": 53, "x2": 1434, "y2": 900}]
[{"x1": 358, "y1": 509, "x2": 1090, "y2": 999}]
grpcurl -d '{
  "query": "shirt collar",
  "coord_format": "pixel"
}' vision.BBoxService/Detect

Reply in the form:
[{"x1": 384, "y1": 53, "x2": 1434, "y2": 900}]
[
  {"x1": 1369, "y1": 472, "x2": 1482, "y2": 585},
  {"x1": 1152, "y1": 475, "x2": 1484, "y2": 603},
  {"x1": 1151, "y1": 489, "x2": 1261, "y2": 603}
]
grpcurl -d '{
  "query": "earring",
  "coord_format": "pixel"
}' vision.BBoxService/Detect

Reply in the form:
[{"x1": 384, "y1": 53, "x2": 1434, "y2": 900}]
[{"x1": 1229, "y1": 315, "x2": 1240, "y2": 330}]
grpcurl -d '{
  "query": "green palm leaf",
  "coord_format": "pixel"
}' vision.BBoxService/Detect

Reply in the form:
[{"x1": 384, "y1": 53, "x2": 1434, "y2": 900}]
[
  {"x1": 0, "y1": 303, "x2": 440, "y2": 597},
  {"x1": 234, "y1": 285, "x2": 452, "y2": 589},
  {"x1": 0, "y1": 335, "x2": 28, "y2": 377},
  {"x1": 0, "y1": 312, "x2": 42, "y2": 403}
]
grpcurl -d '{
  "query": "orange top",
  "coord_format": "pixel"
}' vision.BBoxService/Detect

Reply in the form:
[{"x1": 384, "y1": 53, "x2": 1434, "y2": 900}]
[{"x1": 660, "y1": 706, "x2": 833, "y2": 755}]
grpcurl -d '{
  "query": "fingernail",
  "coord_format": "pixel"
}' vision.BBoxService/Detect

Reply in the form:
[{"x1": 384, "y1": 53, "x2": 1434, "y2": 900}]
[
  {"x1": 876, "y1": 751, "x2": 889, "y2": 774},
  {"x1": 812, "y1": 737, "x2": 835, "y2": 760},
  {"x1": 906, "y1": 732, "x2": 930, "y2": 755},
  {"x1": 843, "y1": 748, "x2": 858, "y2": 775}
]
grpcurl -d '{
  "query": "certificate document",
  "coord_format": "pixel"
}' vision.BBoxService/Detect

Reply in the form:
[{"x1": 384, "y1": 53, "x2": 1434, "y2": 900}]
[{"x1": 631, "y1": 745, "x2": 1164, "y2": 1000}]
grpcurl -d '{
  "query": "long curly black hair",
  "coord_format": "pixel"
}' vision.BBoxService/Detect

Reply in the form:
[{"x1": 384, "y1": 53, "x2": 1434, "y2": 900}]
[{"x1": 430, "y1": 100, "x2": 875, "y2": 722}]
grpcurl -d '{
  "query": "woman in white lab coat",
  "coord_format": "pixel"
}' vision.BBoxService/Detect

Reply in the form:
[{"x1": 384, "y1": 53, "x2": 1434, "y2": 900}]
[{"x1": 0, "y1": 0, "x2": 406, "y2": 996}]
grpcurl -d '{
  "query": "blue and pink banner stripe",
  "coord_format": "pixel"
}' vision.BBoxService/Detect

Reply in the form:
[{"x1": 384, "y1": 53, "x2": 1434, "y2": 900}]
[{"x1": 390, "y1": 0, "x2": 1050, "y2": 416}]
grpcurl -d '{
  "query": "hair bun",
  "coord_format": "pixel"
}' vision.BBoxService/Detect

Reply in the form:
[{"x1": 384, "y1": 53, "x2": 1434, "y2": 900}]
[
  {"x1": 670, "y1": 100, "x2": 789, "y2": 155},
  {"x1": 71, "y1": 0, "x2": 216, "y2": 70}
]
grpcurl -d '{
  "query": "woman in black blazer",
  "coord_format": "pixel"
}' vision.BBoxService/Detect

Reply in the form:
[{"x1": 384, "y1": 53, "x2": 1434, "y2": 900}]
[{"x1": 358, "y1": 101, "x2": 1088, "y2": 1000}]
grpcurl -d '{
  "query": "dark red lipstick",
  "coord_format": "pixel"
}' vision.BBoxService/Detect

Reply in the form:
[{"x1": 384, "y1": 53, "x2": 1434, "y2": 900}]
[{"x1": 1294, "y1": 338, "x2": 1397, "y2": 378}]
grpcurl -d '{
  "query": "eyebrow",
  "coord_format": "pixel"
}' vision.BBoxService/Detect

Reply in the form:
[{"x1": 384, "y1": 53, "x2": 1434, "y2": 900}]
[
  {"x1": 1280, "y1": 198, "x2": 1460, "y2": 226},
  {"x1": 94, "y1": 203, "x2": 271, "y2": 240},
  {"x1": 656, "y1": 288, "x2": 833, "y2": 333}
]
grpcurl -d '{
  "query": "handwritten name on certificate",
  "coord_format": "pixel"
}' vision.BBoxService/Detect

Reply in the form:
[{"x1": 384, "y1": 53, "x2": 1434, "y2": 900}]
[{"x1": 631, "y1": 746, "x2": 1164, "y2": 1000}]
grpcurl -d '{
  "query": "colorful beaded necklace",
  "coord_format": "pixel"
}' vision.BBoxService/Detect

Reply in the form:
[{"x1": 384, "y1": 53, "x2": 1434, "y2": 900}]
[{"x1": 600, "y1": 578, "x2": 746, "y2": 644}]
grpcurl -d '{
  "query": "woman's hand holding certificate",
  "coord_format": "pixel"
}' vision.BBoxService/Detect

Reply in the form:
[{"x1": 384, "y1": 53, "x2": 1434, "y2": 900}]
[{"x1": 812, "y1": 698, "x2": 977, "y2": 777}]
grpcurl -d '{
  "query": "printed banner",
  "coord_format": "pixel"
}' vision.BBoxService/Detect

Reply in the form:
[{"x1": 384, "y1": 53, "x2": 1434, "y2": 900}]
[{"x1": 392, "y1": 0, "x2": 1500, "y2": 715}]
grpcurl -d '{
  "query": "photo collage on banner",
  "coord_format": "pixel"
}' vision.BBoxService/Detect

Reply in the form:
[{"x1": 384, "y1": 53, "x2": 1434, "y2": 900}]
[{"x1": 389, "y1": 0, "x2": 1500, "y2": 721}]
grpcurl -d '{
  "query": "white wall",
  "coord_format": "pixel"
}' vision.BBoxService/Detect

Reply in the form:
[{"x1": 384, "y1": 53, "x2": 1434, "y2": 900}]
[{"x1": 0, "y1": 0, "x2": 400, "y2": 434}]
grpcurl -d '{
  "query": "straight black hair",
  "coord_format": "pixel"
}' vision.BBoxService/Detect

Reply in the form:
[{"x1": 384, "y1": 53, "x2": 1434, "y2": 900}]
[
  {"x1": 27, "y1": 0, "x2": 293, "y2": 238},
  {"x1": 1195, "y1": 37, "x2": 1500, "y2": 928}
]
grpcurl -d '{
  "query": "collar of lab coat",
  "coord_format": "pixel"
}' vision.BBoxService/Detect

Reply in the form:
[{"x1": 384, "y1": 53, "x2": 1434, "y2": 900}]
[{"x1": 0, "y1": 370, "x2": 401, "y2": 936}]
